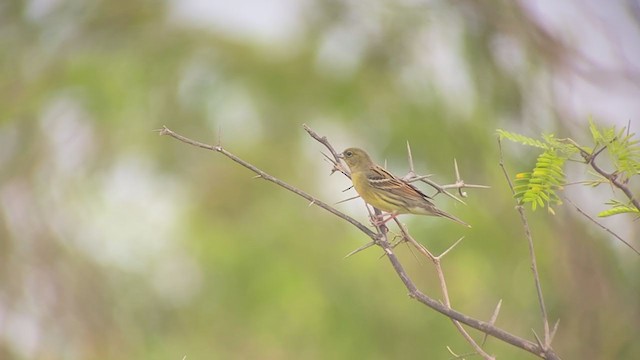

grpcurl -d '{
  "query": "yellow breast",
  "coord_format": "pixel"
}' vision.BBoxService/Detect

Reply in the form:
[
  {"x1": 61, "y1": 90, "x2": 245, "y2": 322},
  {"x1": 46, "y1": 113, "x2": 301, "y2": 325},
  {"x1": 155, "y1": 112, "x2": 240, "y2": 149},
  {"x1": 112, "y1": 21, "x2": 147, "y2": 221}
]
[{"x1": 351, "y1": 171, "x2": 398, "y2": 213}]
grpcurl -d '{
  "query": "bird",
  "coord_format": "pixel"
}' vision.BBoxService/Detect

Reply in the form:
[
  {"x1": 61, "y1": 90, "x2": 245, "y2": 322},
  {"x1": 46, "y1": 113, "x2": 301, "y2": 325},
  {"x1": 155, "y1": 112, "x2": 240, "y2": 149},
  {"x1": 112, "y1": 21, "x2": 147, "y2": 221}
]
[{"x1": 338, "y1": 147, "x2": 470, "y2": 227}]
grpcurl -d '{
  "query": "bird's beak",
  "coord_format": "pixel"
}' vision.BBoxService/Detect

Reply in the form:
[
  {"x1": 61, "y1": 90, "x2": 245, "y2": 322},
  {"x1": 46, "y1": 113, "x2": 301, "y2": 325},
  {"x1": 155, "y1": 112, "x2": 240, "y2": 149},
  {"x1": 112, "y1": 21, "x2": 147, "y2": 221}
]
[{"x1": 337, "y1": 153, "x2": 344, "y2": 159}]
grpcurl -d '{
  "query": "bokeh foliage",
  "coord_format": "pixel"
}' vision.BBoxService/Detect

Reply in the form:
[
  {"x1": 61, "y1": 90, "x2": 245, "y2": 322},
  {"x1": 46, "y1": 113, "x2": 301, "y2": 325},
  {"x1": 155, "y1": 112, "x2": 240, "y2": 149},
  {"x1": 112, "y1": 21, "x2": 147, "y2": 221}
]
[{"x1": 1, "y1": 0, "x2": 638, "y2": 359}]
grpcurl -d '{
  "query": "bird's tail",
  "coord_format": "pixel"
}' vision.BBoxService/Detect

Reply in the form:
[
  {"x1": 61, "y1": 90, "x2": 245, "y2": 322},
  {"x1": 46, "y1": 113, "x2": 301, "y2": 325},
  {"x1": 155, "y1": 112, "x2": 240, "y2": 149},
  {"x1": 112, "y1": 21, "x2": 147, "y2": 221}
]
[{"x1": 435, "y1": 208, "x2": 471, "y2": 228}]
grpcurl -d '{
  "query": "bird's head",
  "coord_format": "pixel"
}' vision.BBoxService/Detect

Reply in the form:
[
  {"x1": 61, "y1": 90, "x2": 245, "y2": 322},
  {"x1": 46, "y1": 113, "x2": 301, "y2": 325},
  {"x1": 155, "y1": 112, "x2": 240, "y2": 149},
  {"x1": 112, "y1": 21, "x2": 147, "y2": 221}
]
[{"x1": 339, "y1": 147, "x2": 373, "y2": 172}]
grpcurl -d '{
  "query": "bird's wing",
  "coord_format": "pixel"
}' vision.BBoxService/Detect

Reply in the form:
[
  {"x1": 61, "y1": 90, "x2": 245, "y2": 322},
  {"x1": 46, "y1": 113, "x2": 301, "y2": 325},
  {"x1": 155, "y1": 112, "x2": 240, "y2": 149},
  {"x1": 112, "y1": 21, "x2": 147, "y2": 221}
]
[{"x1": 368, "y1": 165, "x2": 434, "y2": 204}]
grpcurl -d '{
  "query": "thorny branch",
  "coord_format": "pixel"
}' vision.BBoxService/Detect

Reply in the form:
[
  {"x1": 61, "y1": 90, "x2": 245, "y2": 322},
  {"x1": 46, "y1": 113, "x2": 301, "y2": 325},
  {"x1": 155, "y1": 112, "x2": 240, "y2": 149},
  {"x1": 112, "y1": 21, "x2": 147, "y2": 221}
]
[
  {"x1": 402, "y1": 142, "x2": 490, "y2": 205},
  {"x1": 393, "y1": 220, "x2": 494, "y2": 360},
  {"x1": 158, "y1": 125, "x2": 561, "y2": 360},
  {"x1": 374, "y1": 140, "x2": 492, "y2": 358}
]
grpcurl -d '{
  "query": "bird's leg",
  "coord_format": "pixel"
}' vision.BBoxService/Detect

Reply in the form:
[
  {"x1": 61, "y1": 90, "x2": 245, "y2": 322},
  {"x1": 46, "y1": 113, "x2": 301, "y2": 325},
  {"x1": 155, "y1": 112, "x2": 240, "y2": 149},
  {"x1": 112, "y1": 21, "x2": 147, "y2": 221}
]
[{"x1": 370, "y1": 212, "x2": 399, "y2": 227}]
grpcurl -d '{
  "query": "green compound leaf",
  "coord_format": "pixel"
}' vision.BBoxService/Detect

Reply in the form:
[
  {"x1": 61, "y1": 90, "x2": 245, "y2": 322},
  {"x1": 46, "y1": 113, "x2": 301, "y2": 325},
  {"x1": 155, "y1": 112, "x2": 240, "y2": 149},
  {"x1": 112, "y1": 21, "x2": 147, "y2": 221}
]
[
  {"x1": 497, "y1": 129, "x2": 548, "y2": 149},
  {"x1": 513, "y1": 149, "x2": 566, "y2": 211},
  {"x1": 598, "y1": 200, "x2": 640, "y2": 217},
  {"x1": 608, "y1": 128, "x2": 640, "y2": 182}
]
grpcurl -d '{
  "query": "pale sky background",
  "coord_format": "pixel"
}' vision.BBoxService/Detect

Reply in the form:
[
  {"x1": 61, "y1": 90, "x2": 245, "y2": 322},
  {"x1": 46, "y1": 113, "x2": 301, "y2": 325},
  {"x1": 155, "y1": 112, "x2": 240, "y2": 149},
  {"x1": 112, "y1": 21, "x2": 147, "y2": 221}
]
[{"x1": 170, "y1": 0, "x2": 640, "y2": 128}]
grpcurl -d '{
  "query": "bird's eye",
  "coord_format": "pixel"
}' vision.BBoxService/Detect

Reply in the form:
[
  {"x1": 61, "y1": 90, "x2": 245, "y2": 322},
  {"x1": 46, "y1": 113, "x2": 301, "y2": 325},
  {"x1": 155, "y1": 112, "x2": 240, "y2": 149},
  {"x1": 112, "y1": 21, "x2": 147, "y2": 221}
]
[{"x1": 345, "y1": 151, "x2": 353, "y2": 157}]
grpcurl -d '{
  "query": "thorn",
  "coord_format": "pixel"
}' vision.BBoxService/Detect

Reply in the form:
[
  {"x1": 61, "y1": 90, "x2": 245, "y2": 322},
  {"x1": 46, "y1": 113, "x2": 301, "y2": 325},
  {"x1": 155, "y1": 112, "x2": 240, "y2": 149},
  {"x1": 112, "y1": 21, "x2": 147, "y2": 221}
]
[
  {"x1": 457, "y1": 186, "x2": 468, "y2": 198},
  {"x1": 446, "y1": 346, "x2": 459, "y2": 357},
  {"x1": 344, "y1": 242, "x2": 375, "y2": 258},
  {"x1": 549, "y1": 319, "x2": 560, "y2": 344},
  {"x1": 217, "y1": 125, "x2": 222, "y2": 147},
  {"x1": 335, "y1": 195, "x2": 360, "y2": 205},
  {"x1": 532, "y1": 330, "x2": 544, "y2": 349},
  {"x1": 481, "y1": 299, "x2": 503, "y2": 346},
  {"x1": 154, "y1": 125, "x2": 169, "y2": 136},
  {"x1": 401, "y1": 239, "x2": 422, "y2": 263},
  {"x1": 308, "y1": 199, "x2": 316, "y2": 207},
  {"x1": 437, "y1": 237, "x2": 464, "y2": 259},
  {"x1": 454, "y1": 158, "x2": 461, "y2": 181},
  {"x1": 321, "y1": 151, "x2": 337, "y2": 164},
  {"x1": 406, "y1": 141, "x2": 415, "y2": 173},
  {"x1": 489, "y1": 299, "x2": 503, "y2": 325},
  {"x1": 252, "y1": 175, "x2": 262, "y2": 179}
]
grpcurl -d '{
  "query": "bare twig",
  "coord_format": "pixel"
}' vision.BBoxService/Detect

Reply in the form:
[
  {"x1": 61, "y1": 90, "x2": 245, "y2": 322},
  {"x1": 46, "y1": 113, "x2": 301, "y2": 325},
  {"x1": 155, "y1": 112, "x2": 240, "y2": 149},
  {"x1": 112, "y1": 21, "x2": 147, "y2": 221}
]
[
  {"x1": 303, "y1": 124, "x2": 350, "y2": 178},
  {"x1": 321, "y1": 151, "x2": 349, "y2": 176},
  {"x1": 498, "y1": 137, "x2": 552, "y2": 348},
  {"x1": 564, "y1": 197, "x2": 640, "y2": 256},
  {"x1": 159, "y1": 126, "x2": 561, "y2": 360}
]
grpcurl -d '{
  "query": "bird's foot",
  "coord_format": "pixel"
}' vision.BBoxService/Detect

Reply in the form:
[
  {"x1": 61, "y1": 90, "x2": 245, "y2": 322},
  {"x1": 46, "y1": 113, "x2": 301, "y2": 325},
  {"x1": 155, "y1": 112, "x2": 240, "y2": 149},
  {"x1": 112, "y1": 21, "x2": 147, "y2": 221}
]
[{"x1": 370, "y1": 212, "x2": 398, "y2": 229}]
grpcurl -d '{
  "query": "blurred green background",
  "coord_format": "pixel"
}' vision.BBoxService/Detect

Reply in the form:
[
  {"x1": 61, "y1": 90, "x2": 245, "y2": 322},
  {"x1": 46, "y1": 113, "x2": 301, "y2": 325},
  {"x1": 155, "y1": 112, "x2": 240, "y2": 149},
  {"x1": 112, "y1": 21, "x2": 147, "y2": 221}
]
[{"x1": 1, "y1": 0, "x2": 639, "y2": 359}]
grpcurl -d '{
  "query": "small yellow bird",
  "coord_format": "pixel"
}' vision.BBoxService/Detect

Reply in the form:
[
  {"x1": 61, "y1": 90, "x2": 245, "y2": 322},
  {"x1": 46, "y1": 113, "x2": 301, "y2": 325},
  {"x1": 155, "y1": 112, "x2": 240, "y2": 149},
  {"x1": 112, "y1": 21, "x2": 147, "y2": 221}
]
[{"x1": 339, "y1": 147, "x2": 470, "y2": 227}]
